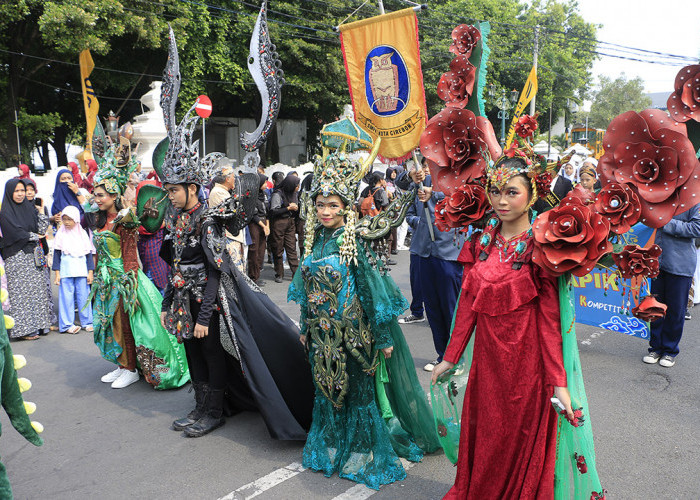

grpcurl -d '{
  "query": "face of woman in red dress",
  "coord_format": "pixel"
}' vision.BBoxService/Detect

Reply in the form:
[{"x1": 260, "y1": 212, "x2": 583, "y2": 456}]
[
  {"x1": 488, "y1": 175, "x2": 531, "y2": 224},
  {"x1": 315, "y1": 194, "x2": 345, "y2": 229}
]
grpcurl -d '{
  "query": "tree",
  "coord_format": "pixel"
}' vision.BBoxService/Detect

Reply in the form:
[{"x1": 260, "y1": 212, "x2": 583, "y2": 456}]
[{"x1": 588, "y1": 74, "x2": 651, "y2": 129}]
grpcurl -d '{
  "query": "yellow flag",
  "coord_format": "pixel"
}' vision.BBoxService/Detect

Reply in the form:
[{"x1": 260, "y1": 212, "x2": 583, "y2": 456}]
[
  {"x1": 79, "y1": 49, "x2": 99, "y2": 154},
  {"x1": 505, "y1": 64, "x2": 538, "y2": 148},
  {"x1": 340, "y1": 9, "x2": 427, "y2": 160}
]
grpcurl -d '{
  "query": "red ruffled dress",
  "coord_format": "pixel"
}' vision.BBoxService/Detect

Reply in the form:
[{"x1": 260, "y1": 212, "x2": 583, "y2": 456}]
[{"x1": 443, "y1": 227, "x2": 567, "y2": 499}]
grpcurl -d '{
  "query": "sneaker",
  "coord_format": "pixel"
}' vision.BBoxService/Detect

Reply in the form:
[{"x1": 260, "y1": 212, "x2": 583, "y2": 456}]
[
  {"x1": 387, "y1": 259, "x2": 397, "y2": 266},
  {"x1": 642, "y1": 351, "x2": 661, "y2": 364},
  {"x1": 274, "y1": 276, "x2": 283, "y2": 283},
  {"x1": 101, "y1": 367, "x2": 124, "y2": 383},
  {"x1": 398, "y1": 314, "x2": 425, "y2": 324},
  {"x1": 423, "y1": 359, "x2": 439, "y2": 372},
  {"x1": 685, "y1": 311, "x2": 691, "y2": 320},
  {"x1": 111, "y1": 369, "x2": 139, "y2": 389},
  {"x1": 659, "y1": 355, "x2": 676, "y2": 368}
]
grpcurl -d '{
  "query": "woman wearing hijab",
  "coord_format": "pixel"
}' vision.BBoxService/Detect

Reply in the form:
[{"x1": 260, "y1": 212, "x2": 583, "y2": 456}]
[
  {"x1": 268, "y1": 175, "x2": 300, "y2": 283},
  {"x1": 0, "y1": 179, "x2": 52, "y2": 340},
  {"x1": 16, "y1": 164, "x2": 31, "y2": 180},
  {"x1": 51, "y1": 169, "x2": 86, "y2": 224},
  {"x1": 24, "y1": 178, "x2": 59, "y2": 332},
  {"x1": 247, "y1": 173, "x2": 270, "y2": 283}
]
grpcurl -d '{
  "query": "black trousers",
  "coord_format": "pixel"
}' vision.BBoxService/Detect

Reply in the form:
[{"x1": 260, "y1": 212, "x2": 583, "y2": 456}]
[{"x1": 184, "y1": 301, "x2": 227, "y2": 390}]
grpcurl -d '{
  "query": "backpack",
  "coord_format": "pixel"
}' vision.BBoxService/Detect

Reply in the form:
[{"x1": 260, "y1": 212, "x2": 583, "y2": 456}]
[{"x1": 360, "y1": 188, "x2": 381, "y2": 217}]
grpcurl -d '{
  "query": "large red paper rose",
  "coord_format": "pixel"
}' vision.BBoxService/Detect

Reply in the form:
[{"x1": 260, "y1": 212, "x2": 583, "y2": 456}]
[
  {"x1": 437, "y1": 56, "x2": 476, "y2": 109},
  {"x1": 667, "y1": 65, "x2": 700, "y2": 123},
  {"x1": 593, "y1": 183, "x2": 641, "y2": 234},
  {"x1": 597, "y1": 109, "x2": 700, "y2": 227},
  {"x1": 631, "y1": 295, "x2": 667, "y2": 322},
  {"x1": 435, "y1": 183, "x2": 490, "y2": 232},
  {"x1": 515, "y1": 114, "x2": 538, "y2": 139},
  {"x1": 449, "y1": 25, "x2": 481, "y2": 58},
  {"x1": 420, "y1": 108, "x2": 501, "y2": 195},
  {"x1": 532, "y1": 194, "x2": 612, "y2": 277},
  {"x1": 612, "y1": 244, "x2": 661, "y2": 279}
]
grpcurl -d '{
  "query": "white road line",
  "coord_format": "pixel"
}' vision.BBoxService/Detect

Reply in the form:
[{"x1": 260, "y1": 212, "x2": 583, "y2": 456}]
[
  {"x1": 218, "y1": 462, "x2": 306, "y2": 500},
  {"x1": 330, "y1": 459, "x2": 415, "y2": 500}
]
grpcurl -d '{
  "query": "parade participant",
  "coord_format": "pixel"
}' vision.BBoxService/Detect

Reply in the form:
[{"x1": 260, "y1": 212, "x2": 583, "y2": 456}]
[
  {"x1": 431, "y1": 151, "x2": 599, "y2": 498},
  {"x1": 50, "y1": 168, "x2": 87, "y2": 224},
  {"x1": 247, "y1": 173, "x2": 269, "y2": 283},
  {"x1": 289, "y1": 122, "x2": 438, "y2": 490},
  {"x1": 0, "y1": 179, "x2": 51, "y2": 340},
  {"x1": 135, "y1": 180, "x2": 170, "y2": 294},
  {"x1": 268, "y1": 174, "x2": 300, "y2": 282},
  {"x1": 89, "y1": 145, "x2": 189, "y2": 390},
  {"x1": 52, "y1": 205, "x2": 94, "y2": 334},
  {"x1": 157, "y1": 24, "x2": 312, "y2": 439},
  {"x1": 533, "y1": 161, "x2": 574, "y2": 214}
]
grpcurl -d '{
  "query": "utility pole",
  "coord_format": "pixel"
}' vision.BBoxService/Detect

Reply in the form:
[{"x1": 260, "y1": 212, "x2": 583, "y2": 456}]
[
  {"x1": 377, "y1": 0, "x2": 385, "y2": 14},
  {"x1": 530, "y1": 25, "x2": 539, "y2": 116}
]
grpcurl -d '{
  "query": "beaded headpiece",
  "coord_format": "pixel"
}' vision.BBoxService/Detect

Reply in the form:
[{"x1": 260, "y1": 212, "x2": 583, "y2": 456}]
[
  {"x1": 485, "y1": 116, "x2": 572, "y2": 208},
  {"x1": 302, "y1": 118, "x2": 381, "y2": 263},
  {"x1": 93, "y1": 136, "x2": 138, "y2": 195}
]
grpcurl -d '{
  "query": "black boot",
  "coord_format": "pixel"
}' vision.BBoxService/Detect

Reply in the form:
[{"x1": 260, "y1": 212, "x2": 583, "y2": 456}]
[
  {"x1": 172, "y1": 382, "x2": 208, "y2": 431},
  {"x1": 183, "y1": 389, "x2": 225, "y2": 437}
]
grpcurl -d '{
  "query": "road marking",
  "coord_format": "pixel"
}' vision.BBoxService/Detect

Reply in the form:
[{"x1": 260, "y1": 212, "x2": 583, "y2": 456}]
[
  {"x1": 218, "y1": 462, "x2": 306, "y2": 500},
  {"x1": 580, "y1": 329, "x2": 606, "y2": 346},
  {"x1": 330, "y1": 459, "x2": 415, "y2": 500}
]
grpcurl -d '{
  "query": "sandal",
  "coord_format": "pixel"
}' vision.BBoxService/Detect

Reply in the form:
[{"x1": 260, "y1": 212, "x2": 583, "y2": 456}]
[
  {"x1": 20, "y1": 335, "x2": 40, "y2": 341},
  {"x1": 49, "y1": 325, "x2": 59, "y2": 331},
  {"x1": 84, "y1": 325, "x2": 94, "y2": 332},
  {"x1": 66, "y1": 325, "x2": 81, "y2": 334}
]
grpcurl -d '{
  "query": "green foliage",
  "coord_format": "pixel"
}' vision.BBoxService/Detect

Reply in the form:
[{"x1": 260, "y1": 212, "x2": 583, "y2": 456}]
[
  {"x1": 0, "y1": 0, "x2": 600, "y2": 166},
  {"x1": 15, "y1": 110, "x2": 63, "y2": 147},
  {"x1": 588, "y1": 75, "x2": 652, "y2": 129}
]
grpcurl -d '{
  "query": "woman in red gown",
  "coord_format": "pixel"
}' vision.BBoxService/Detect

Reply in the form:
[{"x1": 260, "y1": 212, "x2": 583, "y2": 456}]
[{"x1": 432, "y1": 156, "x2": 575, "y2": 499}]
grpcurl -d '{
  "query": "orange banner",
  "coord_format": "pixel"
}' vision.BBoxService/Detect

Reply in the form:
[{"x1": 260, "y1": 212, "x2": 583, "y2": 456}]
[{"x1": 340, "y1": 9, "x2": 427, "y2": 160}]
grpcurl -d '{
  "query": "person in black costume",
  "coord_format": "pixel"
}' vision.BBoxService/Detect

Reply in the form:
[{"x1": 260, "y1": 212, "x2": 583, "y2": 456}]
[{"x1": 159, "y1": 181, "x2": 251, "y2": 437}]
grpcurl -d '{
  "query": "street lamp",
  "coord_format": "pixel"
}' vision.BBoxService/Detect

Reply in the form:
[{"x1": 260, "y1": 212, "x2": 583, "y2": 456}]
[{"x1": 488, "y1": 85, "x2": 519, "y2": 147}]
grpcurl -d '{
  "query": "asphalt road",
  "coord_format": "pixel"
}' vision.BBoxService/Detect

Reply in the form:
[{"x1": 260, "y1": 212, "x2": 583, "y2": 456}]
[{"x1": 2, "y1": 249, "x2": 699, "y2": 499}]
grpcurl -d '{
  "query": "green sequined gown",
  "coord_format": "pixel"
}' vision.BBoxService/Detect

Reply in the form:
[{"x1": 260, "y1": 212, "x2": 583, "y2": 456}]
[
  {"x1": 92, "y1": 228, "x2": 189, "y2": 389},
  {"x1": 289, "y1": 227, "x2": 439, "y2": 490}
]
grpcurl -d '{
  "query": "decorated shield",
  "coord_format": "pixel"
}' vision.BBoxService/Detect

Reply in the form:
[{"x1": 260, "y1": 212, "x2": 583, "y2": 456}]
[{"x1": 136, "y1": 182, "x2": 169, "y2": 234}]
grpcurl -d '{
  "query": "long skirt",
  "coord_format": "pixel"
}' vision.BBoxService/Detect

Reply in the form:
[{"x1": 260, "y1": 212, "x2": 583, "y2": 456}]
[{"x1": 5, "y1": 251, "x2": 51, "y2": 338}]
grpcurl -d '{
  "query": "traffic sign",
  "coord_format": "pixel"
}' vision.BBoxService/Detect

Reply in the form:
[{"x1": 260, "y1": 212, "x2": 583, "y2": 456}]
[{"x1": 195, "y1": 95, "x2": 212, "y2": 118}]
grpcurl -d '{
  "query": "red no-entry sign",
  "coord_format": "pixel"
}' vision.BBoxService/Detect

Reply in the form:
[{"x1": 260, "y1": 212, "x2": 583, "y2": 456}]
[{"x1": 195, "y1": 95, "x2": 212, "y2": 118}]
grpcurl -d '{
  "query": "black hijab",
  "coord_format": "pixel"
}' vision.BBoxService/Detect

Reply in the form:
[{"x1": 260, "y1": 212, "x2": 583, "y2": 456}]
[{"x1": 0, "y1": 178, "x2": 39, "y2": 259}]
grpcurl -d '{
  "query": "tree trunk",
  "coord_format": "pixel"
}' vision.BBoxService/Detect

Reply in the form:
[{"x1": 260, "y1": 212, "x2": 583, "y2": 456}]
[
  {"x1": 38, "y1": 141, "x2": 51, "y2": 171},
  {"x1": 53, "y1": 126, "x2": 68, "y2": 166}
]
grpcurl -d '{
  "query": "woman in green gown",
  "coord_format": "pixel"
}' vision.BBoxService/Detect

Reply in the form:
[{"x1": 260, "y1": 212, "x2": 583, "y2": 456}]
[
  {"x1": 289, "y1": 145, "x2": 438, "y2": 490},
  {"x1": 89, "y1": 146, "x2": 189, "y2": 390}
]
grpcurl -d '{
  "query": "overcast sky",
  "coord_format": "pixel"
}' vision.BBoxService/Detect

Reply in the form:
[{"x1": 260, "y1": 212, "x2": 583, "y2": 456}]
[{"x1": 575, "y1": 0, "x2": 700, "y2": 93}]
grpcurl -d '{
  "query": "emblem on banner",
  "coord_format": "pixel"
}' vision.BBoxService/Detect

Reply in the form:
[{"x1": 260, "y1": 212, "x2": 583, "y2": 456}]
[{"x1": 365, "y1": 46, "x2": 409, "y2": 116}]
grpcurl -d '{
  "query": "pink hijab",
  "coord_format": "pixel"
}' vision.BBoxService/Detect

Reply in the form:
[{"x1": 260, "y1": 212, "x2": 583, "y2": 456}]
[{"x1": 53, "y1": 205, "x2": 95, "y2": 257}]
